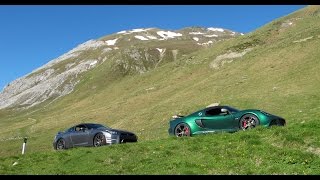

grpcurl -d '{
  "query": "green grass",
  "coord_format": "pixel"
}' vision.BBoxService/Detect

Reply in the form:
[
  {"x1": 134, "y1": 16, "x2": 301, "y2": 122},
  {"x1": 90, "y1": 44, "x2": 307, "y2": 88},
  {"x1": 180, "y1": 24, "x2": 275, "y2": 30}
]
[
  {"x1": 0, "y1": 5, "x2": 320, "y2": 174},
  {"x1": 1, "y1": 126, "x2": 320, "y2": 175}
]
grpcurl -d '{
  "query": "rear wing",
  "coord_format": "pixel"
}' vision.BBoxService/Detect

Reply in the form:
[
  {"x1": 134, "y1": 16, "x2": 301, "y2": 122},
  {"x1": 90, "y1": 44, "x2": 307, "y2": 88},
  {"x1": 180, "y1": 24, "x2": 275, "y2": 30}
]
[{"x1": 172, "y1": 115, "x2": 185, "y2": 119}]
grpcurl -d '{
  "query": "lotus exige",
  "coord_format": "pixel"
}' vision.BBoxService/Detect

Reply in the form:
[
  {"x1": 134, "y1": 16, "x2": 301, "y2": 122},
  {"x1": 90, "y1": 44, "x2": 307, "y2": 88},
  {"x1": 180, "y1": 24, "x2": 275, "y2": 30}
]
[{"x1": 168, "y1": 105, "x2": 286, "y2": 137}]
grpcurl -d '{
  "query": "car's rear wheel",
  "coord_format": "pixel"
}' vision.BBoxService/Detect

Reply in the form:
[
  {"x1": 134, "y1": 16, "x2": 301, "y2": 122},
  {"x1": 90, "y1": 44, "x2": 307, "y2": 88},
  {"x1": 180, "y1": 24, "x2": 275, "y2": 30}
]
[
  {"x1": 240, "y1": 114, "x2": 259, "y2": 130},
  {"x1": 93, "y1": 133, "x2": 106, "y2": 147},
  {"x1": 56, "y1": 138, "x2": 66, "y2": 150},
  {"x1": 174, "y1": 123, "x2": 191, "y2": 137}
]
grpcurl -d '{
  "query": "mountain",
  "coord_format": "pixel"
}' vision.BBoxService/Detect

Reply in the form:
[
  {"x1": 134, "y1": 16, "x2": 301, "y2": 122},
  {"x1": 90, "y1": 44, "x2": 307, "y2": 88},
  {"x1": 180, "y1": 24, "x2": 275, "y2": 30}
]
[
  {"x1": 0, "y1": 27, "x2": 241, "y2": 109},
  {"x1": 1, "y1": 5, "x2": 320, "y2": 174}
]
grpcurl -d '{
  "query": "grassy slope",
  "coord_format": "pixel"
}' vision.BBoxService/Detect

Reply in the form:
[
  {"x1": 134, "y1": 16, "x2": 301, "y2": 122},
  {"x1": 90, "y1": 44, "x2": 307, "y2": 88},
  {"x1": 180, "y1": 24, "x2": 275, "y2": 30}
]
[
  {"x1": 2, "y1": 127, "x2": 320, "y2": 175},
  {"x1": 1, "y1": 5, "x2": 320, "y2": 174}
]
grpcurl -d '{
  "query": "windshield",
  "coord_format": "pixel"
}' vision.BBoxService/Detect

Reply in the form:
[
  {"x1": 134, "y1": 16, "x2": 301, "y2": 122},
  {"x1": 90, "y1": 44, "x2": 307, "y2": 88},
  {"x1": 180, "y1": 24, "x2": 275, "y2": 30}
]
[{"x1": 226, "y1": 106, "x2": 240, "y2": 113}]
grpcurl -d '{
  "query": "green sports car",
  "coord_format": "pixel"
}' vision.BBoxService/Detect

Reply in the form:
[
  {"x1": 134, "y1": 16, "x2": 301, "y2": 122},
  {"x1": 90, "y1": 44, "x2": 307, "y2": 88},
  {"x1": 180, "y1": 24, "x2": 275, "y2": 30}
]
[{"x1": 168, "y1": 105, "x2": 286, "y2": 137}]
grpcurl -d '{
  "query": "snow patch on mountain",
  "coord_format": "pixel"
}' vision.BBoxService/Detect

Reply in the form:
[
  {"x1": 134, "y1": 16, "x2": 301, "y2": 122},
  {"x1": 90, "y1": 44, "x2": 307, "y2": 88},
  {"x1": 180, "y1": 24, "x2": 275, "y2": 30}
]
[
  {"x1": 116, "y1": 28, "x2": 153, "y2": 35},
  {"x1": 208, "y1": 28, "x2": 224, "y2": 32},
  {"x1": 197, "y1": 41, "x2": 213, "y2": 46},
  {"x1": 105, "y1": 38, "x2": 118, "y2": 46},
  {"x1": 156, "y1": 48, "x2": 164, "y2": 53},
  {"x1": 117, "y1": 30, "x2": 127, "y2": 34},
  {"x1": 130, "y1": 28, "x2": 148, "y2": 33},
  {"x1": 189, "y1": 32, "x2": 205, "y2": 35},
  {"x1": 204, "y1": 34, "x2": 218, "y2": 38},
  {"x1": 157, "y1": 31, "x2": 182, "y2": 40},
  {"x1": 89, "y1": 60, "x2": 98, "y2": 66},
  {"x1": 193, "y1": 37, "x2": 199, "y2": 41},
  {"x1": 135, "y1": 35, "x2": 149, "y2": 41}
]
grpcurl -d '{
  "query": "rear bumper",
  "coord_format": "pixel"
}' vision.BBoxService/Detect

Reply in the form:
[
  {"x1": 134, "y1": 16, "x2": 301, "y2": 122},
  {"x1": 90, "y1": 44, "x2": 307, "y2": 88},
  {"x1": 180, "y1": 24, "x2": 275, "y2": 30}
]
[
  {"x1": 168, "y1": 127, "x2": 174, "y2": 136},
  {"x1": 52, "y1": 141, "x2": 57, "y2": 150}
]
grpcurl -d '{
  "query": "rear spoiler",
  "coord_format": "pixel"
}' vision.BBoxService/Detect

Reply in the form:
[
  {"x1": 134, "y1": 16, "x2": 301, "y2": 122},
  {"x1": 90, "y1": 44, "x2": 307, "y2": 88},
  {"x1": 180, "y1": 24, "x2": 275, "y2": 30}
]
[{"x1": 172, "y1": 115, "x2": 185, "y2": 119}]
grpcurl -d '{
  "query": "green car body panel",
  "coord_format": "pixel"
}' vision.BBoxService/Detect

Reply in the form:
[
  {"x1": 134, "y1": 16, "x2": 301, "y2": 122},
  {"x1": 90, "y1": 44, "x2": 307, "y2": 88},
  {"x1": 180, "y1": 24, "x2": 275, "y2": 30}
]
[{"x1": 168, "y1": 105, "x2": 286, "y2": 137}]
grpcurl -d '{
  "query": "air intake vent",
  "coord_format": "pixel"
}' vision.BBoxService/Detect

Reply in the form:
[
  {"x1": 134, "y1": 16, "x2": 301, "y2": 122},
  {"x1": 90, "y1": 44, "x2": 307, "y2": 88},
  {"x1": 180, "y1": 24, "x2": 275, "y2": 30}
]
[{"x1": 195, "y1": 119, "x2": 204, "y2": 128}]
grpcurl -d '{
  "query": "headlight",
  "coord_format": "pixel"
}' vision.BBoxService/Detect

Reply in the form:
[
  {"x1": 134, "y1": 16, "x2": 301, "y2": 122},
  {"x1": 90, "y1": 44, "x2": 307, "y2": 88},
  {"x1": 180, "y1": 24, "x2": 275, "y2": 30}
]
[{"x1": 109, "y1": 131, "x2": 119, "y2": 135}]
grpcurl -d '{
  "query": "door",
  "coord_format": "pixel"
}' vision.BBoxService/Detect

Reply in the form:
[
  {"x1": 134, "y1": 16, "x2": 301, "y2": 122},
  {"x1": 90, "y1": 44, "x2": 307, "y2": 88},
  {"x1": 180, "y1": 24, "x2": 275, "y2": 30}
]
[
  {"x1": 70, "y1": 124, "x2": 90, "y2": 146},
  {"x1": 200, "y1": 107, "x2": 234, "y2": 130}
]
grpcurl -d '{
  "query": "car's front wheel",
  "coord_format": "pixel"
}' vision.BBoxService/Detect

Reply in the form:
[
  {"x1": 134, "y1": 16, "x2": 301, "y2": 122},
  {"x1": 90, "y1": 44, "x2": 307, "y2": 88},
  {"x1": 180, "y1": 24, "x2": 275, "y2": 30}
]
[
  {"x1": 174, "y1": 123, "x2": 191, "y2": 137},
  {"x1": 56, "y1": 138, "x2": 66, "y2": 150},
  {"x1": 240, "y1": 114, "x2": 259, "y2": 130},
  {"x1": 93, "y1": 133, "x2": 106, "y2": 147}
]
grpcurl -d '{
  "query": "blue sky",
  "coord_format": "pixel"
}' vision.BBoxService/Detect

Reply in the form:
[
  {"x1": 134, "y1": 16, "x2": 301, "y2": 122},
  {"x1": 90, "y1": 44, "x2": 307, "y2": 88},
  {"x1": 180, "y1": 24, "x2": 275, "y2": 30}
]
[{"x1": 0, "y1": 5, "x2": 306, "y2": 90}]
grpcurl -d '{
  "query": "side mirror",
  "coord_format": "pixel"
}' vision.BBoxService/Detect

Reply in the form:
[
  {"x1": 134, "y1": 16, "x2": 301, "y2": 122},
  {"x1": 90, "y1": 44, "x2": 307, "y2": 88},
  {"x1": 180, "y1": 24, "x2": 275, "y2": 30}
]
[{"x1": 221, "y1": 108, "x2": 229, "y2": 115}]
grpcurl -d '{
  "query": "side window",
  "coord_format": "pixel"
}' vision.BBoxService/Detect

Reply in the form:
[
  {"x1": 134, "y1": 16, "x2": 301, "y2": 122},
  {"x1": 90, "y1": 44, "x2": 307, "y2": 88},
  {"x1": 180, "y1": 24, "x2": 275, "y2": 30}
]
[
  {"x1": 205, "y1": 108, "x2": 222, "y2": 116},
  {"x1": 75, "y1": 125, "x2": 86, "y2": 132}
]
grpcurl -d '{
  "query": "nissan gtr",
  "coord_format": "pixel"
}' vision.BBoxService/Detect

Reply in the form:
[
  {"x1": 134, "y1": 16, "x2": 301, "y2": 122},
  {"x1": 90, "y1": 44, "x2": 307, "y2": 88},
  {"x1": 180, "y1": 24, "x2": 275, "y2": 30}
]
[{"x1": 53, "y1": 123, "x2": 138, "y2": 150}]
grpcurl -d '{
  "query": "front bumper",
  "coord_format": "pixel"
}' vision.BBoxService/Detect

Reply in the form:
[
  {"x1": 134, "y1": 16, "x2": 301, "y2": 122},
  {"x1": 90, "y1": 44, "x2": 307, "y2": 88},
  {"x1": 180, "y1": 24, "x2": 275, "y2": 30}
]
[
  {"x1": 108, "y1": 133, "x2": 138, "y2": 144},
  {"x1": 120, "y1": 133, "x2": 138, "y2": 143},
  {"x1": 269, "y1": 116, "x2": 286, "y2": 126}
]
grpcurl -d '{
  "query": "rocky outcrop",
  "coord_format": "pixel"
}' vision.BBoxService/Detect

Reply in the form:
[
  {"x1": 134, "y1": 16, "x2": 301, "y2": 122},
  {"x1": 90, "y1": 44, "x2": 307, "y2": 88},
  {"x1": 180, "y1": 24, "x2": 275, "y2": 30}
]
[{"x1": 0, "y1": 59, "x2": 99, "y2": 109}]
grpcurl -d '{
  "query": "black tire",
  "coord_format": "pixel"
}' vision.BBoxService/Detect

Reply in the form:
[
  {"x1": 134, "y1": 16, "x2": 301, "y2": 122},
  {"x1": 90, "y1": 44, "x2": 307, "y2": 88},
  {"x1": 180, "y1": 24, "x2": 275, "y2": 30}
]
[
  {"x1": 174, "y1": 123, "x2": 191, "y2": 137},
  {"x1": 240, "y1": 114, "x2": 259, "y2": 130},
  {"x1": 56, "y1": 138, "x2": 66, "y2": 150},
  {"x1": 93, "y1": 133, "x2": 106, "y2": 147}
]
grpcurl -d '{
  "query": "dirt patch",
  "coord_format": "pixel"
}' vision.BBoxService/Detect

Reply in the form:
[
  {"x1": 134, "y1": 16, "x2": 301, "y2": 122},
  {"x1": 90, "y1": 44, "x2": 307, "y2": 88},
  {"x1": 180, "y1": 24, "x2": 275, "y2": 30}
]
[
  {"x1": 172, "y1": 49, "x2": 178, "y2": 61},
  {"x1": 306, "y1": 146, "x2": 320, "y2": 156},
  {"x1": 281, "y1": 21, "x2": 294, "y2": 28},
  {"x1": 209, "y1": 48, "x2": 253, "y2": 69},
  {"x1": 293, "y1": 36, "x2": 313, "y2": 43}
]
